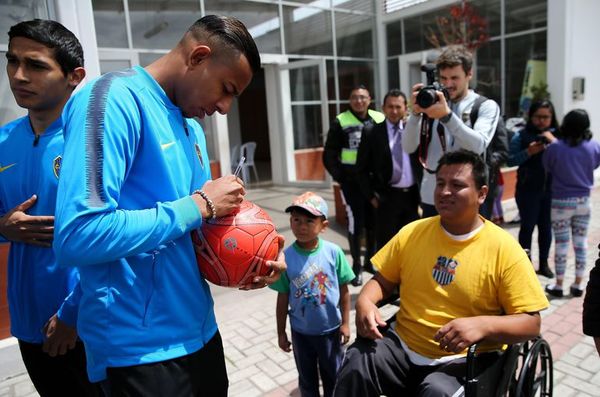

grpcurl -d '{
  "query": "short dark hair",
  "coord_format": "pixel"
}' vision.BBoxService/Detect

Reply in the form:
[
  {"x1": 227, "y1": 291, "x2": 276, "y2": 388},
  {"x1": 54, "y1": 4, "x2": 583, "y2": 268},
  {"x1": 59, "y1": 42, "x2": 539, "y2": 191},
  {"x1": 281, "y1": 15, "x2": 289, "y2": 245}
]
[
  {"x1": 436, "y1": 149, "x2": 487, "y2": 189},
  {"x1": 8, "y1": 19, "x2": 84, "y2": 76},
  {"x1": 436, "y1": 46, "x2": 473, "y2": 75},
  {"x1": 527, "y1": 99, "x2": 559, "y2": 131},
  {"x1": 561, "y1": 109, "x2": 593, "y2": 147},
  {"x1": 383, "y1": 89, "x2": 407, "y2": 106},
  {"x1": 349, "y1": 84, "x2": 370, "y2": 97},
  {"x1": 187, "y1": 15, "x2": 261, "y2": 75}
]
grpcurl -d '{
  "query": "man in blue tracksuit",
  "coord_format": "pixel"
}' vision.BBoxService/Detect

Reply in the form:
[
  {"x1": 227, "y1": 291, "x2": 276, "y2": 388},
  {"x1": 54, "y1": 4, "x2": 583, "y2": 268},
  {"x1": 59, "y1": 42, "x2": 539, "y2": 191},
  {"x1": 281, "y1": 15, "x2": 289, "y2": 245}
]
[
  {"x1": 0, "y1": 19, "x2": 98, "y2": 396},
  {"x1": 54, "y1": 15, "x2": 284, "y2": 396}
]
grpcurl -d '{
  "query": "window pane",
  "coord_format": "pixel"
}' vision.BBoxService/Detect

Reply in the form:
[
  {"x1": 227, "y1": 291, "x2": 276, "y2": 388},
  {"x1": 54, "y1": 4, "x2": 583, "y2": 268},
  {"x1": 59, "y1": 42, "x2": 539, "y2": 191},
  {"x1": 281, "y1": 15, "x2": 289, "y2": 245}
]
[
  {"x1": 403, "y1": 9, "x2": 439, "y2": 54},
  {"x1": 139, "y1": 52, "x2": 163, "y2": 67},
  {"x1": 386, "y1": 22, "x2": 402, "y2": 56},
  {"x1": 100, "y1": 59, "x2": 131, "y2": 74},
  {"x1": 290, "y1": 66, "x2": 320, "y2": 102},
  {"x1": 0, "y1": 52, "x2": 27, "y2": 125},
  {"x1": 388, "y1": 58, "x2": 399, "y2": 90},
  {"x1": 506, "y1": 0, "x2": 547, "y2": 34},
  {"x1": 92, "y1": 0, "x2": 129, "y2": 48},
  {"x1": 292, "y1": 105, "x2": 322, "y2": 149},
  {"x1": 128, "y1": 0, "x2": 201, "y2": 50},
  {"x1": 337, "y1": 60, "x2": 375, "y2": 101},
  {"x1": 283, "y1": 5, "x2": 333, "y2": 56},
  {"x1": 468, "y1": 0, "x2": 501, "y2": 38},
  {"x1": 327, "y1": 60, "x2": 336, "y2": 101},
  {"x1": 505, "y1": 31, "x2": 546, "y2": 117},
  {"x1": 403, "y1": 3, "x2": 496, "y2": 54},
  {"x1": 335, "y1": 11, "x2": 373, "y2": 58},
  {"x1": 204, "y1": 0, "x2": 281, "y2": 54},
  {"x1": 473, "y1": 40, "x2": 501, "y2": 108},
  {"x1": 0, "y1": 0, "x2": 48, "y2": 45},
  {"x1": 328, "y1": 104, "x2": 339, "y2": 123}
]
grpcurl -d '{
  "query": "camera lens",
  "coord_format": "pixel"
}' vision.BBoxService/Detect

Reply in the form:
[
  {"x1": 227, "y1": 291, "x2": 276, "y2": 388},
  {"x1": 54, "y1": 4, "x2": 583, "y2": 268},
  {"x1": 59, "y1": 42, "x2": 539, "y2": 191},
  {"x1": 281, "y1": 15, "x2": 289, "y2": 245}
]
[{"x1": 416, "y1": 88, "x2": 438, "y2": 109}]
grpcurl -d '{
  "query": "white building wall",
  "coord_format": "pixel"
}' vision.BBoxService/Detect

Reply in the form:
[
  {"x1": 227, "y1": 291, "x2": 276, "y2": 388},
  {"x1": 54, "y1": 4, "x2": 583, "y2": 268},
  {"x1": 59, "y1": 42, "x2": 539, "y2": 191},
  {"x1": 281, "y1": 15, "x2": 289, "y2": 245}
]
[{"x1": 548, "y1": 0, "x2": 600, "y2": 133}]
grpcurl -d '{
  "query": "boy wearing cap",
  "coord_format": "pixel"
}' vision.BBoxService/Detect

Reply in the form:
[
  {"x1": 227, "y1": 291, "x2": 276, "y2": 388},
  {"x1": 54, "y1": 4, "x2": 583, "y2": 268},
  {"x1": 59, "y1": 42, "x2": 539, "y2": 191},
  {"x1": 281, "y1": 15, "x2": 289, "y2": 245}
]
[{"x1": 269, "y1": 192, "x2": 355, "y2": 397}]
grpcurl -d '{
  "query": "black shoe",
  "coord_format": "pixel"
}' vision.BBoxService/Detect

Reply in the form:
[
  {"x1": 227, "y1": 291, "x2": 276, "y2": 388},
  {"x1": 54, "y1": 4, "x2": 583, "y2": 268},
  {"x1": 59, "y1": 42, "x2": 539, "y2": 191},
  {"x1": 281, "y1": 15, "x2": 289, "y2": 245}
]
[
  {"x1": 351, "y1": 274, "x2": 363, "y2": 287},
  {"x1": 536, "y1": 266, "x2": 555, "y2": 278},
  {"x1": 363, "y1": 264, "x2": 376, "y2": 274},
  {"x1": 545, "y1": 285, "x2": 564, "y2": 297},
  {"x1": 570, "y1": 285, "x2": 584, "y2": 297}
]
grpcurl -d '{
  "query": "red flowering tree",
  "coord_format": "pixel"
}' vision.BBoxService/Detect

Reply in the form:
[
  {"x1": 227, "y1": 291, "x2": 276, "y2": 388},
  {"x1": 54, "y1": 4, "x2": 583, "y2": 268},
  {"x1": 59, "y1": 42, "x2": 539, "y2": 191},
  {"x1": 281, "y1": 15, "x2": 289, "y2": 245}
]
[{"x1": 426, "y1": 1, "x2": 489, "y2": 51}]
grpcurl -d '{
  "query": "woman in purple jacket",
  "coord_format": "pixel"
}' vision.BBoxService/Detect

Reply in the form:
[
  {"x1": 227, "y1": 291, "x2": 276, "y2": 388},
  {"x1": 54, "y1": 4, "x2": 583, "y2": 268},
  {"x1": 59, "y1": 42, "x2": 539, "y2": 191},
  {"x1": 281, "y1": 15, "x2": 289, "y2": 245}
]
[{"x1": 543, "y1": 109, "x2": 600, "y2": 297}]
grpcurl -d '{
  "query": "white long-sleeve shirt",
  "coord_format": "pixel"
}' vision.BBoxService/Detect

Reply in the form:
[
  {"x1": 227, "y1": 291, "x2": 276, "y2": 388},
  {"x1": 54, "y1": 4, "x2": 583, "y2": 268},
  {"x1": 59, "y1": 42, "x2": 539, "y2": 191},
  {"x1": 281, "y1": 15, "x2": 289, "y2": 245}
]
[{"x1": 402, "y1": 90, "x2": 499, "y2": 205}]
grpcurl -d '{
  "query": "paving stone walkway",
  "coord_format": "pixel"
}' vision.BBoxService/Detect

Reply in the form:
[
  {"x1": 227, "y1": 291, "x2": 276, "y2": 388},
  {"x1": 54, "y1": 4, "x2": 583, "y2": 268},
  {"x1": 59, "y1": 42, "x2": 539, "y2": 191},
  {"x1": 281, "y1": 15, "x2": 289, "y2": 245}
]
[{"x1": 2, "y1": 185, "x2": 600, "y2": 396}]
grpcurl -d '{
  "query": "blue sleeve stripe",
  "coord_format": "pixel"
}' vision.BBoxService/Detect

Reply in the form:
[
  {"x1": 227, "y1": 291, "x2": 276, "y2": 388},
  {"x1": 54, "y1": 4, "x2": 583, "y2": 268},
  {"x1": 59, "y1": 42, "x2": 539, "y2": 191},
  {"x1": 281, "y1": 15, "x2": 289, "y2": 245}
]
[{"x1": 84, "y1": 70, "x2": 137, "y2": 208}]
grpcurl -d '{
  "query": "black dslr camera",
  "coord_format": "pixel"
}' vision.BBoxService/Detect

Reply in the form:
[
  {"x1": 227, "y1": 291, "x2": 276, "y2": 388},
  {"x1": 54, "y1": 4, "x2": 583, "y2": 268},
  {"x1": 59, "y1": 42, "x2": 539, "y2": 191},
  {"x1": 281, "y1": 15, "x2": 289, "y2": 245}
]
[{"x1": 416, "y1": 63, "x2": 450, "y2": 109}]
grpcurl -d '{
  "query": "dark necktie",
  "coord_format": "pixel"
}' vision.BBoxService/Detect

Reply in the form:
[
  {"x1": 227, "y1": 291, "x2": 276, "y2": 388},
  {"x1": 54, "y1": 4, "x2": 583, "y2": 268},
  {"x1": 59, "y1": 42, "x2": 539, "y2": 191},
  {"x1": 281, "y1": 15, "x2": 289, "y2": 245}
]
[{"x1": 390, "y1": 124, "x2": 403, "y2": 185}]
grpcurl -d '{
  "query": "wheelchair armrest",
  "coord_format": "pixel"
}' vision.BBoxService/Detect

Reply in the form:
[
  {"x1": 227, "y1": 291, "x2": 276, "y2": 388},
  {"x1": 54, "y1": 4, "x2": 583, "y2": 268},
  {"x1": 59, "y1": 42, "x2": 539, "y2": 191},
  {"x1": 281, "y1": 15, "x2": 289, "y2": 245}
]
[
  {"x1": 376, "y1": 292, "x2": 400, "y2": 308},
  {"x1": 375, "y1": 292, "x2": 400, "y2": 329},
  {"x1": 466, "y1": 342, "x2": 523, "y2": 397}
]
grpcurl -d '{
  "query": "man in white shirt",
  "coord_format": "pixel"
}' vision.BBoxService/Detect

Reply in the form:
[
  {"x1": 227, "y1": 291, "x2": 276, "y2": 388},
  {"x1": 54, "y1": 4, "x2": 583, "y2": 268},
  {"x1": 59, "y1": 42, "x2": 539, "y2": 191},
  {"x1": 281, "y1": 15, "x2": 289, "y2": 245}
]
[{"x1": 402, "y1": 46, "x2": 500, "y2": 217}]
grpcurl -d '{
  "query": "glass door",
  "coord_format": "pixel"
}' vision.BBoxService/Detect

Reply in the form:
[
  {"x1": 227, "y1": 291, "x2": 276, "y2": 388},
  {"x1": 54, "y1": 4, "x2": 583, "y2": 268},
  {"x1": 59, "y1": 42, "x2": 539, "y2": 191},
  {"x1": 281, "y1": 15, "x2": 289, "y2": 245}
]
[
  {"x1": 398, "y1": 52, "x2": 426, "y2": 97},
  {"x1": 98, "y1": 50, "x2": 138, "y2": 74},
  {"x1": 278, "y1": 59, "x2": 329, "y2": 185}
]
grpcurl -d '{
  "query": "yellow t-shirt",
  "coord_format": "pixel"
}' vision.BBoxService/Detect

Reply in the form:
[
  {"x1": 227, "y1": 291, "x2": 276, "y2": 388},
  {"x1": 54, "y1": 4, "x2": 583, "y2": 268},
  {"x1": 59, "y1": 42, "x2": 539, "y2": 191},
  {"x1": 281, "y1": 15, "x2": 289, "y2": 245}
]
[{"x1": 373, "y1": 216, "x2": 549, "y2": 359}]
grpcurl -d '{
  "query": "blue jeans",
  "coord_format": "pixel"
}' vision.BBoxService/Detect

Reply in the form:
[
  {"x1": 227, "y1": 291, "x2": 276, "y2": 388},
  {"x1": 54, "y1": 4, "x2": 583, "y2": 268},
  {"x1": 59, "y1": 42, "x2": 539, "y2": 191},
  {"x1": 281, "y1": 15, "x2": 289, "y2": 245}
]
[{"x1": 292, "y1": 328, "x2": 342, "y2": 397}]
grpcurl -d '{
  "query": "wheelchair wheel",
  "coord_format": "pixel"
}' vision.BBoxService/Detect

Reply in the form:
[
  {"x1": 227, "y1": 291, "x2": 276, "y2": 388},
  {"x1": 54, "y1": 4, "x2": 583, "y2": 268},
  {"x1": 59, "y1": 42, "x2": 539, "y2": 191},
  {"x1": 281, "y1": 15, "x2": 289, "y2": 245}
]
[{"x1": 513, "y1": 338, "x2": 553, "y2": 397}]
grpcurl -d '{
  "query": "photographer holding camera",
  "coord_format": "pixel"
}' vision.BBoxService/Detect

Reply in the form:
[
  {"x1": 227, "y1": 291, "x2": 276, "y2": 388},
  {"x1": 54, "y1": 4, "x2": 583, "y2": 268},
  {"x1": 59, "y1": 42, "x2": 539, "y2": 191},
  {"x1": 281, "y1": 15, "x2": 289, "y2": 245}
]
[{"x1": 402, "y1": 46, "x2": 500, "y2": 217}]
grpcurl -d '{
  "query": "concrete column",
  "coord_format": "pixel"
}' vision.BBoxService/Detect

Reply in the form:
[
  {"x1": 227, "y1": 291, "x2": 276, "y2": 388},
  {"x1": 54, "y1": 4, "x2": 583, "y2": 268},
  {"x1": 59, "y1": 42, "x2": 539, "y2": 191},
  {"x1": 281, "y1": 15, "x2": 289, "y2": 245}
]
[
  {"x1": 208, "y1": 113, "x2": 231, "y2": 177},
  {"x1": 375, "y1": 0, "x2": 388, "y2": 102},
  {"x1": 53, "y1": 0, "x2": 101, "y2": 81},
  {"x1": 548, "y1": 0, "x2": 599, "y2": 134}
]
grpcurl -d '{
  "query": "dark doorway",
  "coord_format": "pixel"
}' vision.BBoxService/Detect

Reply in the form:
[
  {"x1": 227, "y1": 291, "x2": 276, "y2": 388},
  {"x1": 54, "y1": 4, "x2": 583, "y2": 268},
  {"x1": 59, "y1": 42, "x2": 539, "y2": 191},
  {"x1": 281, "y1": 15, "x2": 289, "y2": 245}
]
[{"x1": 237, "y1": 68, "x2": 271, "y2": 184}]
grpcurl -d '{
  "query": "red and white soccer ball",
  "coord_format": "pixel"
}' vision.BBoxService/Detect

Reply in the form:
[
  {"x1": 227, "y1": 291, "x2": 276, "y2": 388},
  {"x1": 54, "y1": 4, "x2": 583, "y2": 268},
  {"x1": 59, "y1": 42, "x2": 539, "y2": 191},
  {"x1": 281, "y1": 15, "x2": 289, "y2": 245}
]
[{"x1": 192, "y1": 200, "x2": 280, "y2": 287}]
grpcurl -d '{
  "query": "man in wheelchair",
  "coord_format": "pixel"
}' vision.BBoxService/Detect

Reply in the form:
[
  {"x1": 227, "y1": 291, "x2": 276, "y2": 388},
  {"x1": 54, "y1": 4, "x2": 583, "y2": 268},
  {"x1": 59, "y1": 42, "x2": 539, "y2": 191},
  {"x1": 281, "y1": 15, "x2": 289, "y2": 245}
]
[{"x1": 334, "y1": 150, "x2": 549, "y2": 397}]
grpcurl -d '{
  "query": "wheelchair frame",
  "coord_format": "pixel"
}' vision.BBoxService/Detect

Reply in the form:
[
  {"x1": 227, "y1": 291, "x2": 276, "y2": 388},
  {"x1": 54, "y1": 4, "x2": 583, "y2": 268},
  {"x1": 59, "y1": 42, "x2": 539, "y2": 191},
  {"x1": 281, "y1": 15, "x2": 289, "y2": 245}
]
[
  {"x1": 377, "y1": 295, "x2": 553, "y2": 397},
  {"x1": 466, "y1": 336, "x2": 553, "y2": 397}
]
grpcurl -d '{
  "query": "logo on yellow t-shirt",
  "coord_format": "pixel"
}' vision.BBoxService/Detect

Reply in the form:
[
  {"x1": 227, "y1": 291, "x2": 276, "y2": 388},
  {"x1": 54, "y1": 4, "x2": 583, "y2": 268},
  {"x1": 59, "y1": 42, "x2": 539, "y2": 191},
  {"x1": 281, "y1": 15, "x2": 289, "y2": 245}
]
[{"x1": 432, "y1": 256, "x2": 459, "y2": 286}]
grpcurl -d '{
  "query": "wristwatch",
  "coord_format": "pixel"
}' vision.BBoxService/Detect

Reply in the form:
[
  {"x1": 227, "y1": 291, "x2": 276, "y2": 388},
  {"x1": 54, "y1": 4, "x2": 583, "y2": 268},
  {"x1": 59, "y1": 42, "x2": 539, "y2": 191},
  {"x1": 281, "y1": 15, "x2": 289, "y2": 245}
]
[{"x1": 439, "y1": 111, "x2": 452, "y2": 123}]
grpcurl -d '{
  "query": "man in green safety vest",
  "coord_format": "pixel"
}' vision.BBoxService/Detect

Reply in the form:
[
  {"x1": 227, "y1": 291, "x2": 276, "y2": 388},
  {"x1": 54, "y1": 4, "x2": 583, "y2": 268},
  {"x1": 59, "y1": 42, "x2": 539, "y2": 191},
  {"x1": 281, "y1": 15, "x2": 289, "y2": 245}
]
[{"x1": 323, "y1": 85, "x2": 385, "y2": 286}]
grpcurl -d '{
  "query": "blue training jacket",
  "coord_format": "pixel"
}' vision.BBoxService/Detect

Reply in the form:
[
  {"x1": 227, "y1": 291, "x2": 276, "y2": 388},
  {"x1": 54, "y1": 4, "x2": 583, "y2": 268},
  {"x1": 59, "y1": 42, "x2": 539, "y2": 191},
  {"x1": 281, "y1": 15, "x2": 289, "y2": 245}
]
[
  {"x1": 0, "y1": 116, "x2": 80, "y2": 343},
  {"x1": 54, "y1": 66, "x2": 215, "y2": 382}
]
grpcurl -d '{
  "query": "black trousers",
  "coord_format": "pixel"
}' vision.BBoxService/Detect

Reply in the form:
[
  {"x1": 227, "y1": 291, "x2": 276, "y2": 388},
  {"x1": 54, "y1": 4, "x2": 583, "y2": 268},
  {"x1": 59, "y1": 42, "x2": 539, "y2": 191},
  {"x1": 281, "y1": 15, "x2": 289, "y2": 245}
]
[
  {"x1": 515, "y1": 188, "x2": 552, "y2": 261},
  {"x1": 291, "y1": 329, "x2": 342, "y2": 397},
  {"x1": 19, "y1": 339, "x2": 100, "y2": 397},
  {"x1": 333, "y1": 329, "x2": 500, "y2": 397},
  {"x1": 340, "y1": 181, "x2": 376, "y2": 271},
  {"x1": 374, "y1": 185, "x2": 420, "y2": 250},
  {"x1": 103, "y1": 331, "x2": 228, "y2": 397}
]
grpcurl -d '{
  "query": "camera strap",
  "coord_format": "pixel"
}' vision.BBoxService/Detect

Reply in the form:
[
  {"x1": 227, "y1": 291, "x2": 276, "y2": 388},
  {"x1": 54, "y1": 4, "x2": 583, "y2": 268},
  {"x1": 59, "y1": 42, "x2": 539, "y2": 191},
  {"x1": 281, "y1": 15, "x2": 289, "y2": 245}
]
[{"x1": 418, "y1": 116, "x2": 448, "y2": 174}]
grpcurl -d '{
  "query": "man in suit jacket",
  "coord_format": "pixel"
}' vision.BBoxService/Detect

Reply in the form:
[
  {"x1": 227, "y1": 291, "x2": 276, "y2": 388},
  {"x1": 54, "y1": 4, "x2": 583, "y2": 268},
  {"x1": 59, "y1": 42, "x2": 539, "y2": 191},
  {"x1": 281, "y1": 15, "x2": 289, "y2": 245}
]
[{"x1": 356, "y1": 89, "x2": 422, "y2": 254}]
